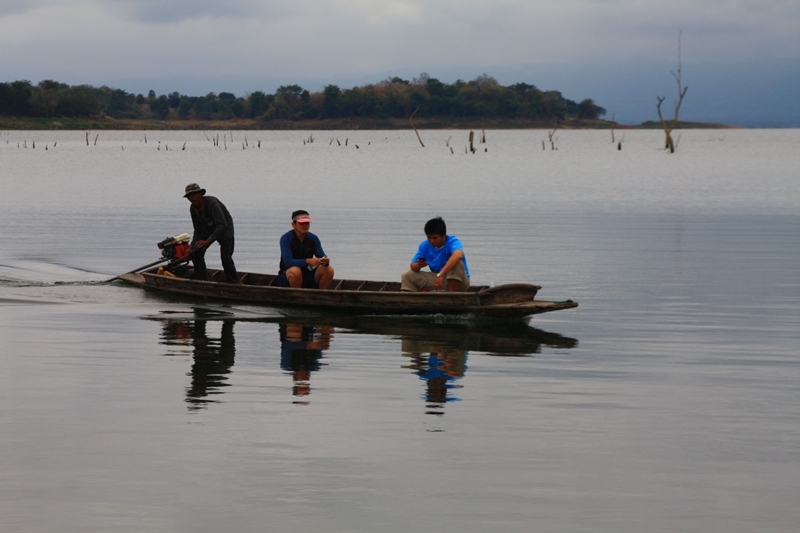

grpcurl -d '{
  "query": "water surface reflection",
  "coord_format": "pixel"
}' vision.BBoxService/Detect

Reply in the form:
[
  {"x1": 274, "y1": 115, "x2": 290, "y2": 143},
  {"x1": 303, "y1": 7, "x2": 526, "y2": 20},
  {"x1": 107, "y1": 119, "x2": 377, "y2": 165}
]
[
  {"x1": 159, "y1": 319, "x2": 236, "y2": 410},
  {"x1": 150, "y1": 308, "x2": 578, "y2": 411},
  {"x1": 402, "y1": 340, "x2": 468, "y2": 415},
  {"x1": 279, "y1": 323, "x2": 333, "y2": 404}
]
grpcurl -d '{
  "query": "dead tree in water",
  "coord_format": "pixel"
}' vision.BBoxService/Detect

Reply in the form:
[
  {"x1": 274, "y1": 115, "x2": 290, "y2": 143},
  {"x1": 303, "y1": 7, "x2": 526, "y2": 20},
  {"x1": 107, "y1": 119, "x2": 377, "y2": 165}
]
[
  {"x1": 657, "y1": 31, "x2": 688, "y2": 153},
  {"x1": 547, "y1": 127, "x2": 557, "y2": 150},
  {"x1": 410, "y1": 107, "x2": 425, "y2": 147},
  {"x1": 610, "y1": 113, "x2": 616, "y2": 144}
]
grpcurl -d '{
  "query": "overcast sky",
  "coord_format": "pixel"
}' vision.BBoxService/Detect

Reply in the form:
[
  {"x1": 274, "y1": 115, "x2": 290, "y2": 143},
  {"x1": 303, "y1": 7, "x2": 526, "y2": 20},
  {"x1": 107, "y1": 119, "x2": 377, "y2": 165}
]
[{"x1": 1, "y1": 0, "x2": 798, "y2": 125}]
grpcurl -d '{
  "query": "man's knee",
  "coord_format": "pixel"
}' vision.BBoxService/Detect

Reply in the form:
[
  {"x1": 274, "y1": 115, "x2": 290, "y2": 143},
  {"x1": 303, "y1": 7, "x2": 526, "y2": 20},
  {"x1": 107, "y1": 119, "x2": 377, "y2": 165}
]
[
  {"x1": 316, "y1": 265, "x2": 334, "y2": 289},
  {"x1": 401, "y1": 269, "x2": 426, "y2": 292},
  {"x1": 286, "y1": 267, "x2": 303, "y2": 286}
]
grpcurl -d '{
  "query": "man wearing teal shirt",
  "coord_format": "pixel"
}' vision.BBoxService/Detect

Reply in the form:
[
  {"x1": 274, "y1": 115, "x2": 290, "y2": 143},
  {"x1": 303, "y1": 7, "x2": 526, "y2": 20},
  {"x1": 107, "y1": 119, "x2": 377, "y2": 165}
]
[{"x1": 401, "y1": 217, "x2": 470, "y2": 292}]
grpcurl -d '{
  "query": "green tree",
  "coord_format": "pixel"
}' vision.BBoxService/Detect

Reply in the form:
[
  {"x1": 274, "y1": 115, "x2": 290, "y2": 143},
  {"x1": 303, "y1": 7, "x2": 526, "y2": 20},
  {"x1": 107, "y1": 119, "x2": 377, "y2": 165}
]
[
  {"x1": 31, "y1": 80, "x2": 67, "y2": 117},
  {"x1": 0, "y1": 80, "x2": 34, "y2": 116},
  {"x1": 577, "y1": 98, "x2": 606, "y2": 119},
  {"x1": 247, "y1": 91, "x2": 270, "y2": 118},
  {"x1": 149, "y1": 95, "x2": 170, "y2": 119},
  {"x1": 178, "y1": 98, "x2": 192, "y2": 119},
  {"x1": 168, "y1": 92, "x2": 181, "y2": 108},
  {"x1": 54, "y1": 88, "x2": 102, "y2": 117},
  {"x1": 230, "y1": 99, "x2": 245, "y2": 118},
  {"x1": 275, "y1": 85, "x2": 303, "y2": 102},
  {"x1": 322, "y1": 85, "x2": 341, "y2": 118},
  {"x1": 105, "y1": 88, "x2": 139, "y2": 118}
]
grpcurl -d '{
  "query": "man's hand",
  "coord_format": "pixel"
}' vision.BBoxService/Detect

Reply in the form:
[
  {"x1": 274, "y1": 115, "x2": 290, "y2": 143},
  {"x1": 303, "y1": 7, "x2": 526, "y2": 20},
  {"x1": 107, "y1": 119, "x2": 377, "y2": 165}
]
[
  {"x1": 410, "y1": 258, "x2": 428, "y2": 272},
  {"x1": 308, "y1": 257, "x2": 329, "y2": 268},
  {"x1": 194, "y1": 240, "x2": 210, "y2": 249},
  {"x1": 434, "y1": 274, "x2": 444, "y2": 290}
]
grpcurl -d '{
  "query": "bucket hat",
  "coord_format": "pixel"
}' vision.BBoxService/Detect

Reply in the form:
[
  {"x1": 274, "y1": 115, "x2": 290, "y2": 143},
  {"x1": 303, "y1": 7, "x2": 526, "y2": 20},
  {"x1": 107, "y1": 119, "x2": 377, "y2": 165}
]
[{"x1": 184, "y1": 183, "x2": 206, "y2": 197}]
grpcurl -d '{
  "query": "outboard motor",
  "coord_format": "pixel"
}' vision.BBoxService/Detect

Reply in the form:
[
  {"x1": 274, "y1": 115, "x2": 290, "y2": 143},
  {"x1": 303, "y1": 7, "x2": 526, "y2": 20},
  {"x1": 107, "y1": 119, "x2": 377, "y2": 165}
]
[{"x1": 157, "y1": 233, "x2": 192, "y2": 265}]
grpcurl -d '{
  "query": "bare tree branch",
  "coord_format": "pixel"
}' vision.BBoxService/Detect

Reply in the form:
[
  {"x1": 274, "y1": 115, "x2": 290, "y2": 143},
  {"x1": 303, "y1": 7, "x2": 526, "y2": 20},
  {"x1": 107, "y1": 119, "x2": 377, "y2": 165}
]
[{"x1": 656, "y1": 30, "x2": 688, "y2": 153}]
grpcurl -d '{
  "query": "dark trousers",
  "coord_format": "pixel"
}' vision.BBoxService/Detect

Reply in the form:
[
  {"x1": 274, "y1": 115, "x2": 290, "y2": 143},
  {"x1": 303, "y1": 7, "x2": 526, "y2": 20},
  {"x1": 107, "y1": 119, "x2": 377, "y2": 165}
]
[{"x1": 192, "y1": 237, "x2": 238, "y2": 283}]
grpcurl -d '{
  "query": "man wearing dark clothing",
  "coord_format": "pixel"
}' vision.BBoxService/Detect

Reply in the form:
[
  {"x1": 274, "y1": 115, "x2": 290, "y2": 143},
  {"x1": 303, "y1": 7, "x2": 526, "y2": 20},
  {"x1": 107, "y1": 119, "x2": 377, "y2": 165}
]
[
  {"x1": 184, "y1": 183, "x2": 238, "y2": 283},
  {"x1": 277, "y1": 210, "x2": 334, "y2": 289}
]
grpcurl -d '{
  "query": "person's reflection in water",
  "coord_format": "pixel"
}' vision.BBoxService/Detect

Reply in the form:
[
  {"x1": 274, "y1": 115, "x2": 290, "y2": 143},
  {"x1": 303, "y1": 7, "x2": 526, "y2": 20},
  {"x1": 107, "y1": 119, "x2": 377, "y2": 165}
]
[
  {"x1": 161, "y1": 320, "x2": 236, "y2": 411},
  {"x1": 402, "y1": 339, "x2": 468, "y2": 416},
  {"x1": 279, "y1": 323, "x2": 333, "y2": 405}
]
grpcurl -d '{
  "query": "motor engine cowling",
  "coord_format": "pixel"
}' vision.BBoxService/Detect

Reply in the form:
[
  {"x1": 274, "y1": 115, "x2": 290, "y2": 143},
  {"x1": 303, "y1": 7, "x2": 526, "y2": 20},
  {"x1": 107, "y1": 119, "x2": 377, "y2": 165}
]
[{"x1": 157, "y1": 233, "x2": 191, "y2": 263}]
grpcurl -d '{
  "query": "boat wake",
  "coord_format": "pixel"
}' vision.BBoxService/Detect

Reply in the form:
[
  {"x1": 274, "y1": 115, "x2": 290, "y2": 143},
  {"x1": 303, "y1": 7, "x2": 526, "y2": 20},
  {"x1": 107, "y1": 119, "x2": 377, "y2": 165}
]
[{"x1": 0, "y1": 261, "x2": 107, "y2": 286}]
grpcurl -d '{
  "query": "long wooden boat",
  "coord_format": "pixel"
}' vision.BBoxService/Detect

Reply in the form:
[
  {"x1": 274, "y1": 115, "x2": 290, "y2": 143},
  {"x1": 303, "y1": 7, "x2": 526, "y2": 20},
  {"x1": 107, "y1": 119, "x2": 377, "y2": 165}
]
[{"x1": 119, "y1": 267, "x2": 578, "y2": 317}]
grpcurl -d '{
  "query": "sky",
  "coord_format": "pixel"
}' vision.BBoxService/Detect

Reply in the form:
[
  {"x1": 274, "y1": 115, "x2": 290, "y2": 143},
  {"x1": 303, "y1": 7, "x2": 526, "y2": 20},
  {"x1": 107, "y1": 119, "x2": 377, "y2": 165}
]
[{"x1": 1, "y1": 0, "x2": 798, "y2": 126}]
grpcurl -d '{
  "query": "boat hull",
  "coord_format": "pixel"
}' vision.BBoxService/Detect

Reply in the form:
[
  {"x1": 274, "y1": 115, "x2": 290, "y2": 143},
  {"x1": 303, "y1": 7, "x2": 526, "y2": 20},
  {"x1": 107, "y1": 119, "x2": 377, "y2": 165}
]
[{"x1": 119, "y1": 268, "x2": 577, "y2": 317}]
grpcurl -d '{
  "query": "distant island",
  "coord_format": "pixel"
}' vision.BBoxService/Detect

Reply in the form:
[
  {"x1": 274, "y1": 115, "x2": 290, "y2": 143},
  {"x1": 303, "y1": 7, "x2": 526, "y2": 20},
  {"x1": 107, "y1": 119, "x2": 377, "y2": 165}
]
[{"x1": 0, "y1": 74, "x2": 729, "y2": 130}]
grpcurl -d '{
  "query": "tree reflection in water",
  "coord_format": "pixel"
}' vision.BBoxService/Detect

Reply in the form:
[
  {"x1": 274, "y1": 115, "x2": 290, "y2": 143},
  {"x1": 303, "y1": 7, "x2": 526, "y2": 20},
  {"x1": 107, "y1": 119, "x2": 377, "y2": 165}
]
[{"x1": 279, "y1": 323, "x2": 333, "y2": 405}]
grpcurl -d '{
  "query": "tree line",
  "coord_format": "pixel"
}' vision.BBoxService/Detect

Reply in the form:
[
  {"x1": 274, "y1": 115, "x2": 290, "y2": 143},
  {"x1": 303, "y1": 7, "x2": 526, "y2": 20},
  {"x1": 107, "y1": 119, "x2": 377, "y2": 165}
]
[{"x1": 0, "y1": 74, "x2": 606, "y2": 122}]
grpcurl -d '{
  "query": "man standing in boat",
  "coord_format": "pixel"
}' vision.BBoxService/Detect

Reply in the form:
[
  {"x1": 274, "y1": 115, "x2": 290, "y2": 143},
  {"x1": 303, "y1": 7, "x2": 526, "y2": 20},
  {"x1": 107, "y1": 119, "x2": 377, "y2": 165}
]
[
  {"x1": 184, "y1": 183, "x2": 238, "y2": 283},
  {"x1": 278, "y1": 210, "x2": 335, "y2": 290},
  {"x1": 401, "y1": 217, "x2": 470, "y2": 292}
]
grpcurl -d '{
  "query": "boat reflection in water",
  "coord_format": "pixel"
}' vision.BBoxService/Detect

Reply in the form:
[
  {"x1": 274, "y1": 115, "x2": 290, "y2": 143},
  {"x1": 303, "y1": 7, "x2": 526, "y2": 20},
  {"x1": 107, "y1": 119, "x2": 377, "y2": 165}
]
[
  {"x1": 149, "y1": 308, "x2": 578, "y2": 412},
  {"x1": 279, "y1": 323, "x2": 333, "y2": 404},
  {"x1": 159, "y1": 319, "x2": 236, "y2": 411},
  {"x1": 336, "y1": 316, "x2": 578, "y2": 416}
]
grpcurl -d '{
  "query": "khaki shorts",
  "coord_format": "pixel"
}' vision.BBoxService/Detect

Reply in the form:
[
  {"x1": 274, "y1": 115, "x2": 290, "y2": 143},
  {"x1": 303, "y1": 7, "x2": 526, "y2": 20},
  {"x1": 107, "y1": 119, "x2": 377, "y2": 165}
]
[{"x1": 400, "y1": 261, "x2": 470, "y2": 292}]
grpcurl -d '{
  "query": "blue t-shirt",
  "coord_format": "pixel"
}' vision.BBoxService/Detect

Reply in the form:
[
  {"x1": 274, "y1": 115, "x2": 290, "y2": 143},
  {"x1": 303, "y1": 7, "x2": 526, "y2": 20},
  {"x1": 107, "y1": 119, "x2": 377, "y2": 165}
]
[{"x1": 412, "y1": 235, "x2": 470, "y2": 277}]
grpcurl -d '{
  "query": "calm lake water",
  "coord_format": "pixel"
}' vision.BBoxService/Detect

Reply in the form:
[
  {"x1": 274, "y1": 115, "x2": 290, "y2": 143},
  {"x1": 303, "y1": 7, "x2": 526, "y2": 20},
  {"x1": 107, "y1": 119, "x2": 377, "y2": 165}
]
[{"x1": 1, "y1": 129, "x2": 799, "y2": 532}]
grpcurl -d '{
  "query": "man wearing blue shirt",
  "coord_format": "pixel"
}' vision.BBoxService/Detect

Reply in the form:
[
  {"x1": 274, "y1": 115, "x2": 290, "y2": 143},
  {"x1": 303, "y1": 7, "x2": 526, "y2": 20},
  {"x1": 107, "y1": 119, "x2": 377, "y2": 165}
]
[
  {"x1": 401, "y1": 217, "x2": 470, "y2": 292},
  {"x1": 277, "y1": 210, "x2": 334, "y2": 289}
]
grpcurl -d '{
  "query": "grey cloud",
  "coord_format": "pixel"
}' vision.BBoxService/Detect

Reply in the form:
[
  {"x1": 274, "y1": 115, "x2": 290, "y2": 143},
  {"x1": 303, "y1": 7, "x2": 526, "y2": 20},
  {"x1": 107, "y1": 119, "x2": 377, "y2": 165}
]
[
  {"x1": 0, "y1": 0, "x2": 258, "y2": 21},
  {"x1": 1, "y1": 0, "x2": 797, "y2": 126},
  {"x1": 0, "y1": 0, "x2": 45, "y2": 17},
  {"x1": 106, "y1": 0, "x2": 291, "y2": 23}
]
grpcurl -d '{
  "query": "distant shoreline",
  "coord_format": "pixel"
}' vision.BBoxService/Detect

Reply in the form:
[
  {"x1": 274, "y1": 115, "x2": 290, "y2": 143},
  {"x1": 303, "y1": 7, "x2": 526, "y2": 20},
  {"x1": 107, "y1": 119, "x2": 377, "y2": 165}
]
[{"x1": 0, "y1": 116, "x2": 738, "y2": 131}]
